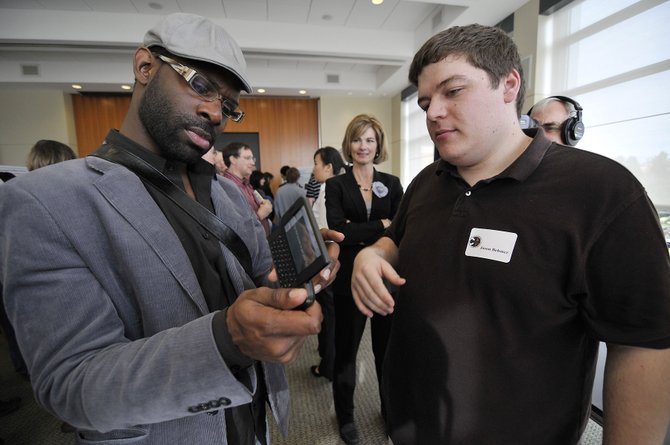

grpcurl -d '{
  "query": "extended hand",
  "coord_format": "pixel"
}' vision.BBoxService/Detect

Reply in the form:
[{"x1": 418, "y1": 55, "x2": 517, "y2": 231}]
[
  {"x1": 313, "y1": 228, "x2": 344, "y2": 292},
  {"x1": 351, "y1": 246, "x2": 405, "y2": 317}
]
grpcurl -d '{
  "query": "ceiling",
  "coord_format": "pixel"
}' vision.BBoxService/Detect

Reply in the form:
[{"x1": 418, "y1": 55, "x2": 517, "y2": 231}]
[{"x1": 0, "y1": 0, "x2": 529, "y2": 98}]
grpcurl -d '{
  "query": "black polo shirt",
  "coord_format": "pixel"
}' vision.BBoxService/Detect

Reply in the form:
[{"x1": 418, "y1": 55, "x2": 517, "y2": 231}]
[{"x1": 384, "y1": 129, "x2": 670, "y2": 444}]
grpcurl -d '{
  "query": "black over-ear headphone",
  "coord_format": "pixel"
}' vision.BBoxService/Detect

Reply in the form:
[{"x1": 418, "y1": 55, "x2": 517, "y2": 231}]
[{"x1": 526, "y1": 95, "x2": 585, "y2": 146}]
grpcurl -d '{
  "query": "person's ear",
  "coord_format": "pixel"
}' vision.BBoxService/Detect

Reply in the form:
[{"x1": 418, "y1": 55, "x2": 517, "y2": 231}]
[
  {"x1": 134, "y1": 47, "x2": 156, "y2": 86},
  {"x1": 502, "y1": 68, "x2": 521, "y2": 105}
]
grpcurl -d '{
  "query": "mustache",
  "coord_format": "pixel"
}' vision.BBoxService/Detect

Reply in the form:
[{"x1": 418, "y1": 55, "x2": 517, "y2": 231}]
[{"x1": 180, "y1": 114, "x2": 217, "y2": 145}]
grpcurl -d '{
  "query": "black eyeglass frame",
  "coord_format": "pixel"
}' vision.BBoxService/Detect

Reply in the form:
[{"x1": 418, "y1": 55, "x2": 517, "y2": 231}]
[{"x1": 156, "y1": 54, "x2": 245, "y2": 123}]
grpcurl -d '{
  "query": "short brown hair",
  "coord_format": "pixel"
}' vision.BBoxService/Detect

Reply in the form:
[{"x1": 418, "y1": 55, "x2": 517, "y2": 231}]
[
  {"x1": 221, "y1": 142, "x2": 249, "y2": 167},
  {"x1": 26, "y1": 140, "x2": 76, "y2": 171},
  {"x1": 408, "y1": 24, "x2": 526, "y2": 116},
  {"x1": 285, "y1": 167, "x2": 301, "y2": 183},
  {"x1": 341, "y1": 114, "x2": 387, "y2": 164}
]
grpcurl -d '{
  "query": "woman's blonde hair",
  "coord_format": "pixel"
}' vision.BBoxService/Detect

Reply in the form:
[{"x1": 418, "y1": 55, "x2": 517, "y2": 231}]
[{"x1": 341, "y1": 114, "x2": 387, "y2": 164}]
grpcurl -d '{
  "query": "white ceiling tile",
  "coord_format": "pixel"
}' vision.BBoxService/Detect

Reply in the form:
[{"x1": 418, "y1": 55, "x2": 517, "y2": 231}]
[
  {"x1": 130, "y1": 0, "x2": 181, "y2": 14},
  {"x1": 34, "y1": 0, "x2": 91, "y2": 11},
  {"x1": 345, "y1": 0, "x2": 400, "y2": 29},
  {"x1": 223, "y1": 0, "x2": 268, "y2": 21},
  {"x1": 0, "y1": 0, "x2": 42, "y2": 9},
  {"x1": 175, "y1": 0, "x2": 224, "y2": 17},
  {"x1": 382, "y1": 1, "x2": 438, "y2": 32},
  {"x1": 268, "y1": 0, "x2": 310, "y2": 23},
  {"x1": 307, "y1": 0, "x2": 355, "y2": 27},
  {"x1": 84, "y1": 0, "x2": 138, "y2": 13}
]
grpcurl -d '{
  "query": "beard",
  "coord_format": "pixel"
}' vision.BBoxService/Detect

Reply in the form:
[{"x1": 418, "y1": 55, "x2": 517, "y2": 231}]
[{"x1": 138, "y1": 70, "x2": 216, "y2": 165}]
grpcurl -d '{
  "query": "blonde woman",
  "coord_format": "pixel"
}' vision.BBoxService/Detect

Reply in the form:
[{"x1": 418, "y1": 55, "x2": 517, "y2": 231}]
[{"x1": 325, "y1": 114, "x2": 403, "y2": 444}]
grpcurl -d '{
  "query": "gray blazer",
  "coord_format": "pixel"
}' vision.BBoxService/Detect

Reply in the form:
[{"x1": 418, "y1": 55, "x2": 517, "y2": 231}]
[{"x1": 0, "y1": 155, "x2": 289, "y2": 444}]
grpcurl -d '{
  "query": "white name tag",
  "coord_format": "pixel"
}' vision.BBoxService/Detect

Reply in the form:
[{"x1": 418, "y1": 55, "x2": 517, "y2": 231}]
[{"x1": 464, "y1": 228, "x2": 518, "y2": 263}]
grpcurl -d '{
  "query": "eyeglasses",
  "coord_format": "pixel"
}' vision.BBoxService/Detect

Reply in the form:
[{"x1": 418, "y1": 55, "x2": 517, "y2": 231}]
[
  {"x1": 156, "y1": 55, "x2": 245, "y2": 123},
  {"x1": 240, "y1": 155, "x2": 256, "y2": 162}
]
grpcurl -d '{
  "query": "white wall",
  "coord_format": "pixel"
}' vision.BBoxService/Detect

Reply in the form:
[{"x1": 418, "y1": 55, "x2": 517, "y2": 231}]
[{"x1": 0, "y1": 89, "x2": 78, "y2": 166}]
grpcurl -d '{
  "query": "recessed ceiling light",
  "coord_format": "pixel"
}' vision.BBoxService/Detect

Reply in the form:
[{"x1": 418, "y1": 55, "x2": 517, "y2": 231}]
[
  {"x1": 71, "y1": 84, "x2": 82, "y2": 90},
  {"x1": 299, "y1": 90, "x2": 307, "y2": 95},
  {"x1": 257, "y1": 88, "x2": 266, "y2": 93},
  {"x1": 121, "y1": 85, "x2": 132, "y2": 90},
  {"x1": 371, "y1": 0, "x2": 384, "y2": 5}
]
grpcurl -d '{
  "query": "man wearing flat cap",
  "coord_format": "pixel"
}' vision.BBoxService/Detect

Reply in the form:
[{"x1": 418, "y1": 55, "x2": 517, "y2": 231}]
[{"x1": 0, "y1": 13, "x2": 341, "y2": 445}]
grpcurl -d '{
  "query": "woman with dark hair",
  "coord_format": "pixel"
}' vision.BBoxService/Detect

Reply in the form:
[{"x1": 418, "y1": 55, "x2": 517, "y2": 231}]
[
  {"x1": 249, "y1": 170, "x2": 275, "y2": 224},
  {"x1": 308, "y1": 146, "x2": 346, "y2": 382},
  {"x1": 261, "y1": 172, "x2": 275, "y2": 200},
  {"x1": 326, "y1": 114, "x2": 403, "y2": 444}
]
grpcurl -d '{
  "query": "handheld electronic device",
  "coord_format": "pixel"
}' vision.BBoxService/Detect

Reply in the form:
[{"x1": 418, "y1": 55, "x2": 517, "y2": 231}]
[{"x1": 268, "y1": 197, "x2": 331, "y2": 310}]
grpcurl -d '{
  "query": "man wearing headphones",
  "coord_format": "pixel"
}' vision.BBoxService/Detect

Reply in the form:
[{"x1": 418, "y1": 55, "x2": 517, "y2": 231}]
[{"x1": 527, "y1": 95, "x2": 585, "y2": 146}]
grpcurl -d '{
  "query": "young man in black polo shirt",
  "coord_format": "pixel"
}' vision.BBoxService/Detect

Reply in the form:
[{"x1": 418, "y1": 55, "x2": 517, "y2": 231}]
[{"x1": 351, "y1": 24, "x2": 670, "y2": 445}]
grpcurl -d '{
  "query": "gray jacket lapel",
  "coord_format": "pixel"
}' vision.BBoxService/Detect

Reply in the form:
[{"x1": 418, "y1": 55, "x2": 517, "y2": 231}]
[{"x1": 87, "y1": 156, "x2": 209, "y2": 315}]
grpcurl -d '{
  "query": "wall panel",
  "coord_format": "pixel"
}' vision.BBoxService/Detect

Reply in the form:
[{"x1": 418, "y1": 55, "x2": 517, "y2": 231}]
[
  {"x1": 72, "y1": 94, "x2": 131, "y2": 157},
  {"x1": 72, "y1": 95, "x2": 319, "y2": 191}
]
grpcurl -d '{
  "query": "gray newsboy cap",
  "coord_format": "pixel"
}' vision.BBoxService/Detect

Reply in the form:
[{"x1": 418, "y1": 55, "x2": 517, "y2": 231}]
[{"x1": 143, "y1": 13, "x2": 251, "y2": 93}]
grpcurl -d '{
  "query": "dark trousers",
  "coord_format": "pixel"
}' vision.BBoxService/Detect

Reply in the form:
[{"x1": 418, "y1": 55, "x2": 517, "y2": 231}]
[
  {"x1": 332, "y1": 290, "x2": 393, "y2": 427},
  {"x1": 316, "y1": 287, "x2": 335, "y2": 380}
]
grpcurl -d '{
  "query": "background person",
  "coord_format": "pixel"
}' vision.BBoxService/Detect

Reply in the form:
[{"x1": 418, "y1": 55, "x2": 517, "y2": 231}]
[
  {"x1": 326, "y1": 114, "x2": 403, "y2": 445},
  {"x1": 304, "y1": 172, "x2": 321, "y2": 206},
  {"x1": 308, "y1": 146, "x2": 346, "y2": 381},
  {"x1": 273, "y1": 167, "x2": 304, "y2": 220},
  {"x1": 222, "y1": 142, "x2": 273, "y2": 236},
  {"x1": 0, "y1": 13, "x2": 341, "y2": 445},
  {"x1": 261, "y1": 171, "x2": 275, "y2": 200},
  {"x1": 26, "y1": 139, "x2": 76, "y2": 171},
  {"x1": 250, "y1": 170, "x2": 275, "y2": 225},
  {"x1": 526, "y1": 95, "x2": 584, "y2": 146},
  {"x1": 212, "y1": 145, "x2": 229, "y2": 175},
  {"x1": 278, "y1": 165, "x2": 290, "y2": 187},
  {"x1": 351, "y1": 24, "x2": 670, "y2": 445}
]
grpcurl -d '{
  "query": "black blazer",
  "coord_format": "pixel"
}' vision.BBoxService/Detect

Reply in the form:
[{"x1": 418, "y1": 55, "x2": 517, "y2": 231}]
[{"x1": 325, "y1": 168, "x2": 403, "y2": 295}]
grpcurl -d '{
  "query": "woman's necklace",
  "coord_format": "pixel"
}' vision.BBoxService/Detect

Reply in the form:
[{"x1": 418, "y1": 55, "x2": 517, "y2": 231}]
[{"x1": 354, "y1": 169, "x2": 372, "y2": 192}]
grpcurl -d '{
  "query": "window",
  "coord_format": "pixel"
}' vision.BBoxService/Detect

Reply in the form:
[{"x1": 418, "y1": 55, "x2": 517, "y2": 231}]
[
  {"x1": 401, "y1": 93, "x2": 434, "y2": 188},
  {"x1": 537, "y1": 0, "x2": 670, "y2": 211}
]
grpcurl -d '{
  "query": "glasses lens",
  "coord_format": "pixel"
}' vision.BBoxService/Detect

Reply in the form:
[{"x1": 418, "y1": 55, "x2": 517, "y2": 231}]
[
  {"x1": 222, "y1": 99, "x2": 244, "y2": 122},
  {"x1": 188, "y1": 74, "x2": 218, "y2": 101},
  {"x1": 182, "y1": 67, "x2": 244, "y2": 123}
]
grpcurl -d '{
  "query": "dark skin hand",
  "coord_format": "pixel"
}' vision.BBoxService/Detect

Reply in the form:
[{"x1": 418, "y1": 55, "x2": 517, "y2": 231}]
[{"x1": 226, "y1": 228, "x2": 344, "y2": 364}]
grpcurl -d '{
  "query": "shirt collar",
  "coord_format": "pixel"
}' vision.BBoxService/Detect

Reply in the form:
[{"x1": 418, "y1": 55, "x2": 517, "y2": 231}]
[
  {"x1": 434, "y1": 128, "x2": 553, "y2": 184},
  {"x1": 103, "y1": 130, "x2": 215, "y2": 179},
  {"x1": 223, "y1": 170, "x2": 250, "y2": 186}
]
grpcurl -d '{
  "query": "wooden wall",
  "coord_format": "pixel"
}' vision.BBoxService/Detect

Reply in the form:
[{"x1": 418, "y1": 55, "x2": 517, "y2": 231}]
[
  {"x1": 72, "y1": 94, "x2": 131, "y2": 157},
  {"x1": 223, "y1": 97, "x2": 319, "y2": 191},
  {"x1": 71, "y1": 94, "x2": 319, "y2": 190}
]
